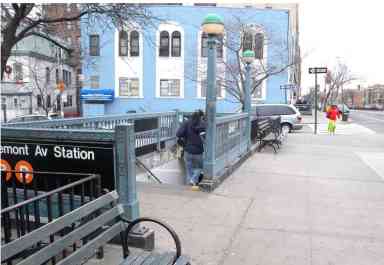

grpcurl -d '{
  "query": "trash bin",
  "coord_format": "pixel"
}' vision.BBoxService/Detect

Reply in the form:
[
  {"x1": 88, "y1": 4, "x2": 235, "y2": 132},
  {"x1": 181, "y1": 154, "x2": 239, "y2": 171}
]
[{"x1": 342, "y1": 113, "x2": 348, "y2": 121}]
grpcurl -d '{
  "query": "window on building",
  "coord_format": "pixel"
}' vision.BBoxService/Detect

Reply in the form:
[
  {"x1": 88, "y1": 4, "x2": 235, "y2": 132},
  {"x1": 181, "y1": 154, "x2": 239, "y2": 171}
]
[
  {"x1": 67, "y1": 22, "x2": 72, "y2": 30},
  {"x1": 90, "y1": 75, "x2": 100, "y2": 89},
  {"x1": 201, "y1": 33, "x2": 208, "y2": 57},
  {"x1": 13, "y1": 63, "x2": 23, "y2": 81},
  {"x1": 130, "y1": 30, "x2": 140, "y2": 56},
  {"x1": 216, "y1": 35, "x2": 223, "y2": 58},
  {"x1": 13, "y1": 97, "x2": 18, "y2": 108},
  {"x1": 200, "y1": 78, "x2": 222, "y2": 98},
  {"x1": 46, "y1": 67, "x2": 50, "y2": 83},
  {"x1": 201, "y1": 33, "x2": 223, "y2": 58},
  {"x1": 37, "y1": 95, "x2": 42, "y2": 107},
  {"x1": 64, "y1": 95, "x2": 73, "y2": 107},
  {"x1": 171, "y1": 31, "x2": 181, "y2": 57},
  {"x1": 89, "y1": 34, "x2": 100, "y2": 56},
  {"x1": 56, "y1": 69, "x2": 59, "y2": 83},
  {"x1": 243, "y1": 32, "x2": 253, "y2": 50},
  {"x1": 119, "y1": 30, "x2": 128, "y2": 56},
  {"x1": 62, "y1": 70, "x2": 72, "y2": 86},
  {"x1": 119, "y1": 78, "x2": 139, "y2": 96},
  {"x1": 2, "y1": 97, "x2": 6, "y2": 104},
  {"x1": 160, "y1": 79, "x2": 180, "y2": 97},
  {"x1": 47, "y1": 95, "x2": 51, "y2": 108},
  {"x1": 159, "y1": 31, "x2": 170, "y2": 57},
  {"x1": 254, "y1": 33, "x2": 264, "y2": 59}
]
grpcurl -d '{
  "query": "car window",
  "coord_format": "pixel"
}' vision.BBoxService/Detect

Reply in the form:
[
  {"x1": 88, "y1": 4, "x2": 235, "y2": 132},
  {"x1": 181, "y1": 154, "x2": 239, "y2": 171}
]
[{"x1": 256, "y1": 106, "x2": 274, "y2": 116}]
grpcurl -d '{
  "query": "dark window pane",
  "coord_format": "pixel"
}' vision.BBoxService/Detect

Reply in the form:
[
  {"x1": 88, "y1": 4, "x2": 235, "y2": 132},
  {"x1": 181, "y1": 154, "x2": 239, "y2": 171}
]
[
  {"x1": 171, "y1": 31, "x2": 181, "y2": 57},
  {"x1": 37, "y1": 95, "x2": 42, "y2": 107},
  {"x1": 89, "y1": 34, "x2": 100, "y2": 56},
  {"x1": 201, "y1": 33, "x2": 208, "y2": 57},
  {"x1": 216, "y1": 35, "x2": 223, "y2": 58},
  {"x1": 243, "y1": 32, "x2": 253, "y2": 50},
  {"x1": 45, "y1": 67, "x2": 50, "y2": 83},
  {"x1": 254, "y1": 33, "x2": 264, "y2": 59},
  {"x1": 159, "y1": 31, "x2": 169, "y2": 57},
  {"x1": 119, "y1": 30, "x2": 128, "y2": 56},
  {"x1": 130, "y1": 30, "x2": 140, "y2": 56}
]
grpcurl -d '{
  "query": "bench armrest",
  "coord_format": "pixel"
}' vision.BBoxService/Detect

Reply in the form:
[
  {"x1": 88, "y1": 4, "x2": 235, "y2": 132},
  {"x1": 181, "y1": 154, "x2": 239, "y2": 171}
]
[{"x1": 121, "y1": 217, "x2": 182, "y2": 264}]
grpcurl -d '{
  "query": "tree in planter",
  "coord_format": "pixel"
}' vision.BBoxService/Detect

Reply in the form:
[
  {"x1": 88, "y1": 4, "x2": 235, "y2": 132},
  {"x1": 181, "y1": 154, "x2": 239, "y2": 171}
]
[
  {"x1": 188, "y1": 16, "x2": 301, "y2": 111},
  {"x1": 321, "y1": 61, "x2": 357, "y2": 111},
  {"x1": 1, "y1": 3, "x2": 158, "y2": 80}
]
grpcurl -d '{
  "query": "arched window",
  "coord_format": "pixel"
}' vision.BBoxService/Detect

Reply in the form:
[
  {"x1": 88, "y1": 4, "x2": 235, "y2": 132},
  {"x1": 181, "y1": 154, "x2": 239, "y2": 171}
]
[
  {"x1": 201, "y1": 32, "x2": 223, "y2": 58},
  {"x1": 159, "y1": 31, "x2": 169, "y2": 57},
  {"x1": 243, "y1": 32, "x2": 253, "y2": 50},
  {"x1": 119, "y1": 30, "x2": 128, "y2": 56},
  {"x1": 254, "y1": 33, "x2": 264, "y2": 59},
  {"x1": 201, "y1": 33, "x2": 208, "y2": 57},
  {"x1": 130, "y1": 30, "x2": 139, "y2": 56},
  {"x1": 171, "y1": 31, "x2": 181, "y2": 57}
]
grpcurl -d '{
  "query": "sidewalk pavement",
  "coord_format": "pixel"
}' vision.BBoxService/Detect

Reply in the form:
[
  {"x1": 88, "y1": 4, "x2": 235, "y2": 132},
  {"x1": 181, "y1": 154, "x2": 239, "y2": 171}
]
[{"x1": 89, "y1": 132, "x2": 384, "y2": 265}]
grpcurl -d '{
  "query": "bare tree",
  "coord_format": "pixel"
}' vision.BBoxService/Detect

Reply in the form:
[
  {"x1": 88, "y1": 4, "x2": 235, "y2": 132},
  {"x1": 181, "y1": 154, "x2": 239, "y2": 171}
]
[
  {"x1": 321, "y1": 61, "x2": 357, "y2": 111},
  {"x1": 1, "y1": 3, "x2": 158, "y2": 79},
  {"x1": 184, "y1": 15, "x2": 301, "y2": 111}
]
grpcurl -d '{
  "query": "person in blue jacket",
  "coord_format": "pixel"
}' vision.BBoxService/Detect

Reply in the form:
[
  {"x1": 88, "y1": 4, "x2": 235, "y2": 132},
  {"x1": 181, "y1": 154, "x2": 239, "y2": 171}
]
[{"x1": 176, "y1": 110, "x2": 206, "y2": 186}]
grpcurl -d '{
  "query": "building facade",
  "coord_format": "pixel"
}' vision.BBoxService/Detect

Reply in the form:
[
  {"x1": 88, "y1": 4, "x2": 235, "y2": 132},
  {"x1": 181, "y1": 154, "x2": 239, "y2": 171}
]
[
  {"x1": 1, "y1": 33, "x2": 77, "y2": 122},
  {"x1": 43, "y1": 3, "x2": 82, "y2": 116},
  {"x1": 80, "y1": 3, "x2": 300, "y2": 116}
]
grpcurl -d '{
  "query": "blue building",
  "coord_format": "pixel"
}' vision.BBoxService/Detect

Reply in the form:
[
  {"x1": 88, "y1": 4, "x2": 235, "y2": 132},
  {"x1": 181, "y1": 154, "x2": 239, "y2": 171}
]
[{"x1": 80, "y1": 3, "x2": 300, "y2": 116}]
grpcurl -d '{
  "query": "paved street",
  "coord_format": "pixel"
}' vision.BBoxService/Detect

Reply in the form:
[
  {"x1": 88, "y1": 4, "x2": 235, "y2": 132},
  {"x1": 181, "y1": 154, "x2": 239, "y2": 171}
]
[
  {"x1": 90, "y1": 131, "x2": 384, "y2": 265},
  {"x1": 349, "y1": 110, "x2": 384, "y2": 134}
]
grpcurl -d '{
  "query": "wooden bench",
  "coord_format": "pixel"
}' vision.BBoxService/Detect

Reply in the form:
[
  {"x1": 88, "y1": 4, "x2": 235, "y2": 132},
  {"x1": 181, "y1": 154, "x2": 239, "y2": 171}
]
[
  {"x1": 254, "y1": 117, "x2": 282, "y2": 153},
  {"x1": 1, "y1": 190, "x2": 190, "y2": 265}
]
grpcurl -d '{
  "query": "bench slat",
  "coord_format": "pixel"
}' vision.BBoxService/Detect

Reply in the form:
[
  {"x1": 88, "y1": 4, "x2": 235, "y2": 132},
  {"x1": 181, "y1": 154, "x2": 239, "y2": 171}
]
[
  {"x1": 1, "y1": 190, "x2": 119, "y2": 262},
  {"x1": 56, "y1": 221, "x2": 125, "y2": 265},
  {"x1": 17, "y1": 205, "x2": 123, "y2": 265}
]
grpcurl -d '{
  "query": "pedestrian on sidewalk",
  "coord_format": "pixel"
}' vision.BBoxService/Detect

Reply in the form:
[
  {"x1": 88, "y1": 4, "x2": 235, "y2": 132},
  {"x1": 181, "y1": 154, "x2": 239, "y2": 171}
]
[
  {"x1": 176, "y1": 110, "x2": 206, "y2": 186},
  {"x1": 326, "y1": 104, "x2": 341, "y2": 135}
]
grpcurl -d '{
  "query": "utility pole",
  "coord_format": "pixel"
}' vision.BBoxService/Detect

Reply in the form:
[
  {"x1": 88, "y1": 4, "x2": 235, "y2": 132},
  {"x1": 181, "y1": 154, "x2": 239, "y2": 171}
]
[{"x1": 309, "y1": 67, "x2": 328, "y2": 134}]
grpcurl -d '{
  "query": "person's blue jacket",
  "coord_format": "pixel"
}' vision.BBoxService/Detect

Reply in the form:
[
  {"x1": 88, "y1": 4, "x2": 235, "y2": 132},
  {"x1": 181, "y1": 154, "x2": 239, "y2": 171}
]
[{"x1": 176, "y1": 119, "x2": 206, "y2": 155}]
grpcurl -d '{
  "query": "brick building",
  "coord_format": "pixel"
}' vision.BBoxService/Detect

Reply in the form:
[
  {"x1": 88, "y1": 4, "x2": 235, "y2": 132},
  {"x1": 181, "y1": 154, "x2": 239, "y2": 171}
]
[{"x1": 43, "y1": 3, "x2": 81, "y2": 116}]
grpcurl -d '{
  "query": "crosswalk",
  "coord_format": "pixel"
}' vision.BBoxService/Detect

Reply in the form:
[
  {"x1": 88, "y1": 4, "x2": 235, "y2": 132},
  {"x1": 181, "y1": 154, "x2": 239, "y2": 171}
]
[{"x1": 307, "y1": 123, "x2": 376, "y2": 135}]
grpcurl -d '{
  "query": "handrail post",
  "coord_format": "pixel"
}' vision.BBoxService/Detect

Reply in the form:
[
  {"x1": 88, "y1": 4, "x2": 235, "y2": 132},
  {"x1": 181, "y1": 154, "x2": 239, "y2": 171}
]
[
  {"x1": 244, "y1": 63, "x2": 252, "y2": 151},
  {"x1": 115, "y1": 124, "x2": 139, "y2": 220}
]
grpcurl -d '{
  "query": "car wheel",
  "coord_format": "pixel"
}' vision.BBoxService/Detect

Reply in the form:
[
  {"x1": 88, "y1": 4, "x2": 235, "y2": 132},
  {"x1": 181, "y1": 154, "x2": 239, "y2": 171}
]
[{"x1": 281, "y1": 123, "x2": 292, "y2": 134}]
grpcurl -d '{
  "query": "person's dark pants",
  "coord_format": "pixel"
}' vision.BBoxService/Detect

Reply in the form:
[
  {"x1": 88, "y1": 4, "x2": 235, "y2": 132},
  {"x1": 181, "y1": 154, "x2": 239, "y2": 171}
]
[{"x1": 184, "y1": 151, "x2": 203, "y2": 185}]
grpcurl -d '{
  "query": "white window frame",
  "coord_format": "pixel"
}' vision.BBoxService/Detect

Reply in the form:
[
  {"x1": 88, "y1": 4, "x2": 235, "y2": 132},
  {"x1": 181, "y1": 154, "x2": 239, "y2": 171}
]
[
  {"x1": 118, "y1": 77, "x2": 141, "y2": 98},
  {"x1": 156, "y1": 22, "x2": 184, "y2": 98},
  {"x1": 196, "y1": 30, "x2": 226, "y2": 99},
  {"x1": 159, "y1": 79, "x2": 181, "y2": 97}
]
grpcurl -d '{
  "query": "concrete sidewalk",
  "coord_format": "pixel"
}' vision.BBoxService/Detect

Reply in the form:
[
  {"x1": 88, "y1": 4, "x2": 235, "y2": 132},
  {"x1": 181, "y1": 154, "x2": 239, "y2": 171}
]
[{"x1": 91, "y1": 133, "x2": 384, "y2": 265}]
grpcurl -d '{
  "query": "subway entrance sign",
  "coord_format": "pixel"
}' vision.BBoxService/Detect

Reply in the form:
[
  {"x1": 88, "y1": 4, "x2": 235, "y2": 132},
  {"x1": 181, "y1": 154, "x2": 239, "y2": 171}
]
[
  {"x1": 0, "y1": 140, "x2": 115, "y2": 190},
  {"x1": 309, "y1": 67, "x2": 328, "y2": 74}
]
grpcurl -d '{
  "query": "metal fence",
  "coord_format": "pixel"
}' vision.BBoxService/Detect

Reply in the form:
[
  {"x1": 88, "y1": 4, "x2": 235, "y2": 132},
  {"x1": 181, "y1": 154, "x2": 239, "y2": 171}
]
[
  {"x1": 214, "y1": 113, "x2": 249, "y2": 176},
  {"x1": 1, "y1": 171, "x2": 101, "y2": 264}
]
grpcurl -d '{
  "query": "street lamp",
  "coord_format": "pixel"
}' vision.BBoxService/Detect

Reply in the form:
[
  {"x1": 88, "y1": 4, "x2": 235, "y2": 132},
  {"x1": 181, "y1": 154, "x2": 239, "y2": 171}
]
[
  {"x1": 201, "y1": 13, "x2": 224, "y2": 182},
  {"x1": 242, "y1": 50, "x2": 255, "y2": 150}
]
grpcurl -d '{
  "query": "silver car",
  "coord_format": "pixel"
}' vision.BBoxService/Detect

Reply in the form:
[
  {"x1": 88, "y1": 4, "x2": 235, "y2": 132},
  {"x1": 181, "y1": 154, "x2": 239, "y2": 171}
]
[{"x1": 253, "y1": 104, "x2": 303, "y2": 132}]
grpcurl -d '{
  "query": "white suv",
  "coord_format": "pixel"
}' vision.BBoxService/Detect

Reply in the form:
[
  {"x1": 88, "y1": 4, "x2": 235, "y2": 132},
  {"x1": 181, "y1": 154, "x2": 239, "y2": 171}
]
[{"x1": 253, "y1": 104, "x2": 303, "y2": 132}]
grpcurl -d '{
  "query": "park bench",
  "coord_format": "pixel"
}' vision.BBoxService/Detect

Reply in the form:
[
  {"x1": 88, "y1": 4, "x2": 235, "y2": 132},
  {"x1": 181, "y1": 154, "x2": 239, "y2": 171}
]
[
  {"x1": 252, "y1": 116, "x2": 283, "y2": 153},
  {"x1": 1, "y1": 190, "x2": 190, "y2": 265}
]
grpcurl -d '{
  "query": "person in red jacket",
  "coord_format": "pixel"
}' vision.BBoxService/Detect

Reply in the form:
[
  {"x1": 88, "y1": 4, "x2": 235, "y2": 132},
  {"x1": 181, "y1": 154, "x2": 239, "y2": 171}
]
[{"x1": 326, "y1": 105, "x2": 341, "y2": 134}]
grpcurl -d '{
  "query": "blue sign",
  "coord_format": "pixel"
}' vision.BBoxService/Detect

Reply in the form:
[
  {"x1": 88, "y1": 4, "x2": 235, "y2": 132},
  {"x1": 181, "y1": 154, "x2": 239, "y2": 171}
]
[{"x1": 80, "y1": 88, "x2": 114, "y2": 102}]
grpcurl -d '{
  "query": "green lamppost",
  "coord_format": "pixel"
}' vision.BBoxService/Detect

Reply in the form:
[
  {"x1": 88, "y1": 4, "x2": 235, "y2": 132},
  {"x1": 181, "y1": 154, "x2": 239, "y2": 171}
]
[
  {"x1": 242, "y1": 50, "x2": 255, "y2": 150},
  {"x1": 201, "y1": 14, "x2": 224, "y2": 183}
]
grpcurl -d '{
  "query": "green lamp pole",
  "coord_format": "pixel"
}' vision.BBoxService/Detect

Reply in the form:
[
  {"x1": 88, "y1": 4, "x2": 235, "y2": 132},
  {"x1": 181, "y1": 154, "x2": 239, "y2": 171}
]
[
  {"x1": 201, "y1": 14, "x2": 224, "y2": 182},
  {"x1": 242, "y1": 50, "x2": 255, "y2": 150}
]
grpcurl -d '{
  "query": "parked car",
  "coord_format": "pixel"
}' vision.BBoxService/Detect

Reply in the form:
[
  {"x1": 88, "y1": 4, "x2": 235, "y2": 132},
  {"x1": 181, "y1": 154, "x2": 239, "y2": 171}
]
[
  {"x1": 253, "y1": 104, "x2": 303, "y2": 132},
  {"x1": 7, "y1": 114, "x2": 49, "y2": 123}
]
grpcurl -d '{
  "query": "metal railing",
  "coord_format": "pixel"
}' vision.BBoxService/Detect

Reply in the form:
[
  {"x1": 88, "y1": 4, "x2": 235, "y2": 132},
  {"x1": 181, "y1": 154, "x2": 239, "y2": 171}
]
[
  {"x1": 1, "y1": 170, "x2": 101, "y2": 249},
  {"x1": 214, "y1": 113, "x2": 249, "y2": 176}
]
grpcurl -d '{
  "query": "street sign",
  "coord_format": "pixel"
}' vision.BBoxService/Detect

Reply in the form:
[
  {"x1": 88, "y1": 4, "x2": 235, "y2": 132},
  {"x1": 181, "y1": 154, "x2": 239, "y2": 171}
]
[
  {"x1": 309, "y1": 67, "x2": 327, "y2": 74},
  {"x1": 280, "y1": 84, "x2": 296, "y2": 90}
]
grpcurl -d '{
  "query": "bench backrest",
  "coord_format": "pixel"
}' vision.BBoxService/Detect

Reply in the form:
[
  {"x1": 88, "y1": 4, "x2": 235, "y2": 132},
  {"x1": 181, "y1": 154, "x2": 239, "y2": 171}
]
[{"x1": 1, "y1": 191, "x2": 124, "y2": 265}]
